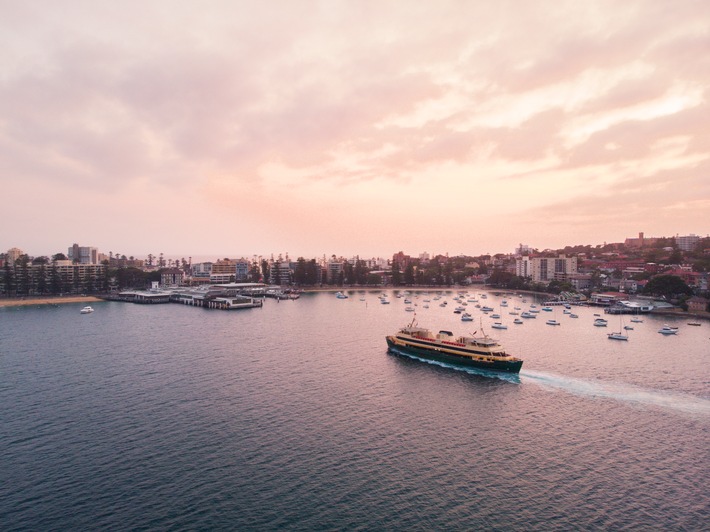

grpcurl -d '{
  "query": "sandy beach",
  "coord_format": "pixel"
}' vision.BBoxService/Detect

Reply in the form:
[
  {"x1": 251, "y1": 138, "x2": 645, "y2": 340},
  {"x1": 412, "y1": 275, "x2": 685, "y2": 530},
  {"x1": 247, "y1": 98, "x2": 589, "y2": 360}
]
[{"x1": 0, "y1": 296, "x2": 103, "y2": 308}]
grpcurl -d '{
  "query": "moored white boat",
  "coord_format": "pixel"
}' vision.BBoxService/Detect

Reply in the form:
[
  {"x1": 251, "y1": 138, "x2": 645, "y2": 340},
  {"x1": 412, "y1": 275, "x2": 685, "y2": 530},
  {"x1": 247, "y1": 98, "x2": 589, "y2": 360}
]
[{"x1": 80, "y1": 306, "x2": 94, "y2": 314}]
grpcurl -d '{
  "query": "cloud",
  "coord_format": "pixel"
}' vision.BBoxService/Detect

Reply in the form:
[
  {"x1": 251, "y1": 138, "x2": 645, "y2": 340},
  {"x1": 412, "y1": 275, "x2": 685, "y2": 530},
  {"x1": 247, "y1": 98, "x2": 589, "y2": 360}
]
[{"x1": 1, "y1": 0, "x2": 708, "y2": 256}]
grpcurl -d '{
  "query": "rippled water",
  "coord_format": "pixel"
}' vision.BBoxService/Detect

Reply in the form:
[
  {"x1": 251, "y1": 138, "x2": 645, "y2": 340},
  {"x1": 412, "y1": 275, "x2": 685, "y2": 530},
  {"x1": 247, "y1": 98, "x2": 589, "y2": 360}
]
[{"x1": 1, "y1": 290, "x2": 708, "y2": 530}]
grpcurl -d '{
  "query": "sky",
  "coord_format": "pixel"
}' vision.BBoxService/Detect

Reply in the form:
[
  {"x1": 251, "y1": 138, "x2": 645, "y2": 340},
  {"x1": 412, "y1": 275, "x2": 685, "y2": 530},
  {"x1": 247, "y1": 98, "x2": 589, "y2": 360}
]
[{"x1": 2, "y1": 0, "x2": 709, "y2": 261}]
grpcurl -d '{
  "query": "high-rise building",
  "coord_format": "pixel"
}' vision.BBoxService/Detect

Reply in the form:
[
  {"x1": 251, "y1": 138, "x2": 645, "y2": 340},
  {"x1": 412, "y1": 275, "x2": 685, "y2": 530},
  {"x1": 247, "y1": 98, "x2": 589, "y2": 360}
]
[
  {"x1": 67, "y1": 243, "x2": 98, "y2": 264},
  {"x1": 675, "y1": 234, "x2": 700, "y2": 252},
  {"x1": 7, "y1": 247, "x2": 24, "y2": 263},
  {"x1": 515, "y1": 254, "x2": 577, "y2": 284}
]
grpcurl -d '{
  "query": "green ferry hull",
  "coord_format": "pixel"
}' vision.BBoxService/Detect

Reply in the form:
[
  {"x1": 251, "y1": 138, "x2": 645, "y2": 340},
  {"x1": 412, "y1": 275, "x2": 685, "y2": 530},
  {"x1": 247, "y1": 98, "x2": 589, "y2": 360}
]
[{"x1": 386, "y1": 337, "x2": 523, "y2": 374}]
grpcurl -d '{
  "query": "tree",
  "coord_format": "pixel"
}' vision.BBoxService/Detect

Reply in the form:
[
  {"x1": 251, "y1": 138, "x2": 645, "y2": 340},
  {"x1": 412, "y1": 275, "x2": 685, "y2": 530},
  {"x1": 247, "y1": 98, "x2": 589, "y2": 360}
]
[
  {"x1": 294, "y1": 258, "x2": 307, "y2": 285},
  {"x1": 665, "y1": 248, "x2": 683, "y2": 265},
  {"x1": 250, "y1": 260, "x2": 261, "y2": 283},
  {"x1": 391, "y1": 262, "x2": 402, "y2": 286},
  {"x1": 3, "y1": 261, "x2": 14, "y2": 295},
  {"x1": 403, "y1": 263, "x2": 415, "y2": 285},
  {"x1": 261, "y1": 259, "x2": 270, "y2": 284},
  {"x1": 50, "y1": 259, "x2": 62, "y2": 295},
  {"x1": 15, "y1": 255, "x2": 30, "y2": 295},
  {"x1": 37, "y1": 263, "x2": 47, "y2": 294},
  {"x1": 643, "y1": 274, "x2": 693, "y2": 300}
]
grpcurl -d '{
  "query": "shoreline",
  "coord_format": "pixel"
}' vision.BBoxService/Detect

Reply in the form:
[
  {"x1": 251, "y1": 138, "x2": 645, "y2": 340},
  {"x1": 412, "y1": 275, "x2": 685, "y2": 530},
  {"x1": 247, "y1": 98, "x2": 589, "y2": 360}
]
[
  {"x1": 0, "y1": 296, "x2": 103, "y2": 308},
  {"x1": 2, "y1": 291, "x2": 707, "y2": 321}
]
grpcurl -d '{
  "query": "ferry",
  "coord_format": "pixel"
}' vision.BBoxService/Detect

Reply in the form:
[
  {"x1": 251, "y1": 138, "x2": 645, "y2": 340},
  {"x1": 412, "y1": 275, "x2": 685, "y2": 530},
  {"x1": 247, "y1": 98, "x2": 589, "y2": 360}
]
[{"x1": 386, "y1": 318, "x2": 523, "y2": 373}]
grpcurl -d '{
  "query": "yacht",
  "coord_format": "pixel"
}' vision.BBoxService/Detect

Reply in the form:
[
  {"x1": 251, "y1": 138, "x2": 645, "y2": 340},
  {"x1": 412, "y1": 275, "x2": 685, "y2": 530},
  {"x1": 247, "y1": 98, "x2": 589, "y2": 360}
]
[{"x1": 658, "y1": 325, "x2": 678, "y2": 335}]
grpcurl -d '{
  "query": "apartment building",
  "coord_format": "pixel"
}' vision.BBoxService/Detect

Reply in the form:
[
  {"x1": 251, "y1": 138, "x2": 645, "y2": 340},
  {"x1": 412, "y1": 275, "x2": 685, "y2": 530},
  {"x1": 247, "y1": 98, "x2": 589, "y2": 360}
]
[{"x1": 515, "y1": 254, "x2": 578, "y2": 284}]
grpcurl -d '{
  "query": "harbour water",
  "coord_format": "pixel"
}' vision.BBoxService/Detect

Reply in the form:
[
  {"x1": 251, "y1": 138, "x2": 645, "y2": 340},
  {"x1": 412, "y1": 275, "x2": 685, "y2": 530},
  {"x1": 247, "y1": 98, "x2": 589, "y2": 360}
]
[{"x1": 1, "y1": 290, "x2": 708, "y2": 530}]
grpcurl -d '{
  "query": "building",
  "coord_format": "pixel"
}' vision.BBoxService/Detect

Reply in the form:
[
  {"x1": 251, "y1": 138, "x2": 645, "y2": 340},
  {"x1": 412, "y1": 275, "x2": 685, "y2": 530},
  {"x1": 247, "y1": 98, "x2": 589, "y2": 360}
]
[
  {"x1": 392, "y1": 251, "x2": 411, "y2": 270},
  {"x1": 161, "y1": 268, "x2": 184, "y2": 287},
  {"x1": 687, "y1": 296, "x2": 709, "y2": 313},
  {"x1": 7, "y1": 247, "x2": 24, "y2": 263},
  {"x1": 515, "y1": 243, "x2": 531, "y2": 255},
  {"x1": 624, "y1": 232, "x2": 660, "y2": 249},
  {"x1": 192, "y1": 262, "x2": 213, "y2": 278},
  {"x1": 1, "y1": 259, "x2": 106, "y2": 296},
  {"x1": 270, "y1": 259, "x2": 292, "y2": 285},
  {"x1": 68, "y1": 243, "x2": 99, "y2": 264},
  {"x1": 327, "y1": 259, "x2": 344, "y2": 284},
  {"x1": 568, "y1": 273, "x2": 592, "y2": 291},
  {"x1": 515, "y1": 254, "x2": 578, "y2": 284},
  {"x1": 675, "y1": 234, "x2": 701, "y2": 252}
]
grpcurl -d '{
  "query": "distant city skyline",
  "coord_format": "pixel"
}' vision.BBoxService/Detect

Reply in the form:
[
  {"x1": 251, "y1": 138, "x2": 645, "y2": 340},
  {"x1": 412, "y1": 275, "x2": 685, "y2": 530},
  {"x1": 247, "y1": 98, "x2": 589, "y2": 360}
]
[
  {"x1": 2, "y1": 2, "x2": 709, "y2": 258},
  {"x1": 4, "y1": 229, "x2": 707, "y2": 264}
]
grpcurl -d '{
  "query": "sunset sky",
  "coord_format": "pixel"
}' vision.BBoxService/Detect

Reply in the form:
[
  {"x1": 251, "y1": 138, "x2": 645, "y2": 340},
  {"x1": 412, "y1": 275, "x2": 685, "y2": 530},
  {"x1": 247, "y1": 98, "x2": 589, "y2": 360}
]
[{"x1": 2, "y1": 0, "x2": 708, "y2": 260}]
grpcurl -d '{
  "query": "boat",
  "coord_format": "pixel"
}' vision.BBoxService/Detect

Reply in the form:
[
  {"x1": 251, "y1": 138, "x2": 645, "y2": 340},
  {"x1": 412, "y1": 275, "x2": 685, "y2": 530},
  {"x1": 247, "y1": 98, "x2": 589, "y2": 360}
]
[
  {"x1": 405, "y1": 306, "x2": 415, "y2": 312},
  {"x1": 80, "y1": 306, "x2": 94, "y2": 314},
  {"x1": 513, "y1": 318, "x2": 523, "y2": 324},
  {"x1": 608, "y1": 316, "x2": 629, "y2": 340},
  {"x1": 386, "y1": 318, "x2": 523, "y2": 373},
  {"x1": 381, "y1": 299, "x2": 390, "y2": 305},
  {"x1": 593, "y1": 318, "x2": 608, "y2": 327},
  {"x1": 630, "y1": 317, "x2": 643, "y2": 323},
  {"x1": 658, "y1": 325, "x2": 678, "y2": 335},
  {"x1": 491, "y1": 322, "x2": 507, "y2": 329},
  {"x1": 490, "y1": 313, "x2": 501, "y2": 319},
  {"x1": 623, "y1": 325, "x2": 634, "y2": 330},
  {"x1": 687, "y1": 322, "x2": 701, "y2": 326},
  {"x1": 546, "y1": 319, "x2": 560, "y2": 326},
  {"x1": 607, "y1": 332, "x2": 629, "y2": 341},
  {"x1": 542, "y1": 306, "x2": 553, "y2": 312},
  {"x1": 481, "y1": 306, "x2": 494, "y2": 312},
  {"x1": 335, "y1": 292, "x2": 348, "y2": 299},
  {"x1": 520, "y1": 311, "x2": 536, "y2": 319},
  {"x1": 569, "y1": 313, "x2": 579, "y2": 318},
  {"x1": 461, "y1": 313, "x2": 473, "y2": 321}
]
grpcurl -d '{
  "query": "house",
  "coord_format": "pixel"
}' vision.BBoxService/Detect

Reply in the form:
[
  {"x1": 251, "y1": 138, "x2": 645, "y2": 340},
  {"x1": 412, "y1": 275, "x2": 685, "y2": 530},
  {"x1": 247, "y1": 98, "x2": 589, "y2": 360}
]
[{"x1": 687, "y1": 296, "x2": 709, "y2": 313}]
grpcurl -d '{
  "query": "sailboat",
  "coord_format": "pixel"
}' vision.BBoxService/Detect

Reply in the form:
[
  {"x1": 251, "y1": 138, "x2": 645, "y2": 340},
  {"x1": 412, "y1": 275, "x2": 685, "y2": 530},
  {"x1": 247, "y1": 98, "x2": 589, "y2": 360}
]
[{"x1": 608, "y1": 315, "x2": 629, "y2": 340}]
